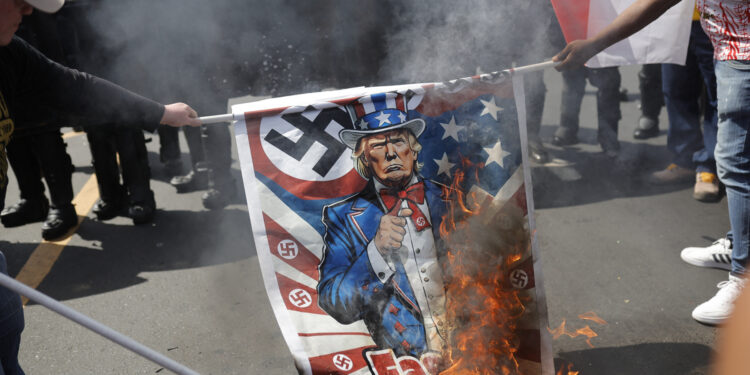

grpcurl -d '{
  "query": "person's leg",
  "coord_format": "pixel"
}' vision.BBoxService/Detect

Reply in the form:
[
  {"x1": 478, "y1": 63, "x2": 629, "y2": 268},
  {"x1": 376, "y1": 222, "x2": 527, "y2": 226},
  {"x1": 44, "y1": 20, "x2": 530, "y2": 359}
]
[
  {"x1": 34, "y1": 131, "x2": 76, "y2": 240},
  {"x1": 634, "y1": 63, "x2": 663, "y2": 139},
  {"x1": 86, "y1": 128, "x2": 125, "y2": 220},
  {"x1": 524, "y1": 70, "x2": 550, "y2": 163},
  {"x1": 169, "y1": 126, "x2": 208, "y2": 193},
  {"x1": 1, "y1": 136, "x2": 48, "y2": 227},
  {"x1": 115, "y1": 128, "x2": 155, "y2": 225},
  {"x1": 692, "y1": 59, "x2": 750, "y2": 325},
  {"x1": 157, "y1": 125, "x2": 183, "y2": 177},
  {"x1": 553, "y1": 66, "x2": 586, "y2": 145},
  {"x1": 691, "y1": 22, "x2": 721, "y2": 201},
  {"x1": 589, "y1": 67, "x2": 622, "y2": 154},
  {"x1": 201, "y1": 123, "x2": 236, "y2": 210}
]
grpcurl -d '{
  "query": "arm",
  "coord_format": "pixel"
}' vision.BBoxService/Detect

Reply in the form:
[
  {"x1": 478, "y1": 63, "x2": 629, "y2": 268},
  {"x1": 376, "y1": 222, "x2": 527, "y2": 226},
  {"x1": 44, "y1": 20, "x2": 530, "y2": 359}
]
[
  {"x1": 553, "y1": 0, "x2": 682, "y2": 70},
  {"x1": 317, "y1": 206, "x2": 386, "y2": 324},
  {"x1": 11, "y1": 37, "x2": 199, "y2": 130}
]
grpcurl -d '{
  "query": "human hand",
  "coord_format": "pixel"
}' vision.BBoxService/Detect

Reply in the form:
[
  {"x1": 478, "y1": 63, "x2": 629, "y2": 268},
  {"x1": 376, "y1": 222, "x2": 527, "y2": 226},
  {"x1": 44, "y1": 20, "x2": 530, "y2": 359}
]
[
  {"x1": 552, "y1": 39, "x2": 602, "y2": 71},
  {"x1": 374, "y1": 205, "x2": 413, "y2": 257},
  {"x1": 160, "y1": 103, "x2": 201, "y2": 127}
]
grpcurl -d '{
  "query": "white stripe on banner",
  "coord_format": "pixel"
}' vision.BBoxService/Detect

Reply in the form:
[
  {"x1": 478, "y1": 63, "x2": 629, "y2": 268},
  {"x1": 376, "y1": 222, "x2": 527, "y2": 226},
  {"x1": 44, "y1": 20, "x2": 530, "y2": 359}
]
[
  {"x1": 300, "y1": 334, "x2": 376, "y2": 358},
  {"x1": 257, "y1": 182, "x2": 325, "y2": 260},
  {"x1": 288, "y1": 310, "x2": 371, "y2": 337},
  {"x1": 272, "y1": 257, "x2": 318, "y2": 290}
]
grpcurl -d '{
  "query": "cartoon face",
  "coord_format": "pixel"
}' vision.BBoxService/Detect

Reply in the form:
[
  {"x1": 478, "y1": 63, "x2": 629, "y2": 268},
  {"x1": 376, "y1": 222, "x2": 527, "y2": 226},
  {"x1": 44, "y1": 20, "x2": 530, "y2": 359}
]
[{"x1": 362, "y1": 129, "x2": 417, "y2": 188}]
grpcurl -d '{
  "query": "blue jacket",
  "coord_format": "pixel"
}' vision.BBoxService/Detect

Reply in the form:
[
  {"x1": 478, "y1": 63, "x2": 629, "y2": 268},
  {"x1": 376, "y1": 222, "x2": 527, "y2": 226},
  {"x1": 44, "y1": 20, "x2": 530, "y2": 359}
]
[{"x1": 317, "y1": 178, "x2": 448, "y2": 357}]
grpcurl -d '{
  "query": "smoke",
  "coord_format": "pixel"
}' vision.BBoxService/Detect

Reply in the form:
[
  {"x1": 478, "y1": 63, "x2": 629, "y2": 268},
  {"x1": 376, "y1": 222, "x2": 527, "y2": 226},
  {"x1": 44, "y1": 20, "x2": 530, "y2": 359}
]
[{"x1": 67, "y1": 0, "x2": 562, "y2": 110}]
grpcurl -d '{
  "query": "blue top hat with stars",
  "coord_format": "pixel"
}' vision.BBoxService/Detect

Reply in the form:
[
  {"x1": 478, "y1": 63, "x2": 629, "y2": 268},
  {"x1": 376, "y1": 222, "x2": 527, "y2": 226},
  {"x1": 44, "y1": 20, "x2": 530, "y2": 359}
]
[{"x1": 339, "y1": 92, "x2": 425, "y2": 150}]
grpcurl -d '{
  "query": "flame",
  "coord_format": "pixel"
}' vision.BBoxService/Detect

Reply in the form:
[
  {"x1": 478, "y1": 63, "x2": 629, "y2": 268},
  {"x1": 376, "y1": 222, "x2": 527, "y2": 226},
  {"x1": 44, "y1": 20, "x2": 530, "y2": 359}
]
[
  {"x1": 438, "y1": 158, "x2": 528, "y2": 375},
  {"x1": 547, "y1": 312, "x2": 607, "y2": 349},
  {"x1": 556, "y1": 362, "x2": 579, "y2": 375}
]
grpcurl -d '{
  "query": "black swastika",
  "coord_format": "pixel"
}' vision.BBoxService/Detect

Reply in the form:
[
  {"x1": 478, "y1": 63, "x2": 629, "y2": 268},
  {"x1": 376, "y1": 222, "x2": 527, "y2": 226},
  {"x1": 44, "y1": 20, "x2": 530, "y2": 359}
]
[{"x1": 264, "y1": 109, "x2": 350, "y2": 177}]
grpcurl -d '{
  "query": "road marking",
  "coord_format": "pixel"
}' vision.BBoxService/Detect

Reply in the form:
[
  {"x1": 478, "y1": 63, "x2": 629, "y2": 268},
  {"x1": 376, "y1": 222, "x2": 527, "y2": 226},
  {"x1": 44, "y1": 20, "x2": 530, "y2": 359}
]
[
  {"x1": 15, "y1": 175, "x2": 99, "y2": 305},
  {"x1": 62, "y1": 131, "x2": 84, "y2": 140}
]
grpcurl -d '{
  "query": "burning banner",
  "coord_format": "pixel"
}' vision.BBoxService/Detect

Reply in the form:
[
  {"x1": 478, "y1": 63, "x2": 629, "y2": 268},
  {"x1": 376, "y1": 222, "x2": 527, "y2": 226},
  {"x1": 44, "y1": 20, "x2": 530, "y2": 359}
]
[{"x1": 232, "y1": 71, "x2": 552, "y2": 374}]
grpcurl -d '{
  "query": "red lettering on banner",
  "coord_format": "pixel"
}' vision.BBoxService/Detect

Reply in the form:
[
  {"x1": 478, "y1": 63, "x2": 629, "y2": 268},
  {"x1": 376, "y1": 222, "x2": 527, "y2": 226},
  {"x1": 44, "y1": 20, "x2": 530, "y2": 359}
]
[{"x1": 366, "y1": 349, "x2": 436, "y2": 375}]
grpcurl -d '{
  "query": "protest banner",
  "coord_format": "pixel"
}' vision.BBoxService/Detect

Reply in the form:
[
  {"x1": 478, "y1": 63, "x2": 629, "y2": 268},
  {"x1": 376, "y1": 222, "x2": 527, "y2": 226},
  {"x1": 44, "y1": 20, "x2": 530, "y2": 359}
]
[{"x1": 232, "y1": 71, "x2": 552, "y2": 374}]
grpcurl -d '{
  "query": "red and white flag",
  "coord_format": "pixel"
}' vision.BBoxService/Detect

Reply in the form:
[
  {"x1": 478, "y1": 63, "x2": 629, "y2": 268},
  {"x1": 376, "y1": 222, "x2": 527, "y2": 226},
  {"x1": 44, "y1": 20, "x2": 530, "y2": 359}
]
[{"x1": 551, "y1": 0, "x2": 694, "y2": 67}]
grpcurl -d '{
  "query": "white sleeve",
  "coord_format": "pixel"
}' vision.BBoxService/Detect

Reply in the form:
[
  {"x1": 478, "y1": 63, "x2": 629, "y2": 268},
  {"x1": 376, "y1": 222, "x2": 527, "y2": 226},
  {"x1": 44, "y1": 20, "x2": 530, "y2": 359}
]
[{"x1": 367, "y1": 241, "x2": 395, "y2": 283}]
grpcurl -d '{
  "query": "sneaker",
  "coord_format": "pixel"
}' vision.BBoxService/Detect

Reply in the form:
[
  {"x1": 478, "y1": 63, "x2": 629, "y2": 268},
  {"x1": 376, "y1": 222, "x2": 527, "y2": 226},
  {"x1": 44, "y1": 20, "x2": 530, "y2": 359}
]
[
  {"x1": 0, "y1": 198, "x2": 49, "y2": 227},
  {"x1": 92, "y1": 199, "x2": 123, "y2": 221},
  {"x1": 693, "y1": 172, "x2": 722, "y2": 202},
  {"x1": 201, "y1": 182, "x2": 237, "y2": 210},
  {"x1": 692, "y1": 274, "x2": 746, "y2": 325},
  {"x1": 633, "y1": 116, "x2": 659, "y2": 139},
  {"x1": 170, "y1": 169, "x2": 209, "y2": 193},
  {"x1": 681, "y1": 238, "x2": 732, "y2": 271},
  {"x1": 647, "y1": 163, "x2": 694, "y2": 185},
  {"x1": 129, "y1": 195, "x2": 156, "y2": 225},
  {"x1": 41, "y1": 204, "x2": 78, "y2": 241}
]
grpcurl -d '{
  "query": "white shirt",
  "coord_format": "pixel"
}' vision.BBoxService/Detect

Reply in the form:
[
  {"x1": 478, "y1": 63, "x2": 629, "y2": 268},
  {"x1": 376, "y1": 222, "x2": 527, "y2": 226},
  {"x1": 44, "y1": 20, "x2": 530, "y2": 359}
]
[{"x1": 366, "y1": 176, "x2": 447, "y2": 352}]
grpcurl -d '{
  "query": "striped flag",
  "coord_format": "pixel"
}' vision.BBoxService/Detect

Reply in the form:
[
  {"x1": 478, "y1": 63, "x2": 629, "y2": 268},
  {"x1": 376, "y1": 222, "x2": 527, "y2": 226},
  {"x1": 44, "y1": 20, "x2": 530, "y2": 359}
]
[
  {"x1": 551, "y1": 0, "x2": 694, "y2": 67},
  {"x1": 231, "y1": 72, "x2": 551, "y2": 374}
]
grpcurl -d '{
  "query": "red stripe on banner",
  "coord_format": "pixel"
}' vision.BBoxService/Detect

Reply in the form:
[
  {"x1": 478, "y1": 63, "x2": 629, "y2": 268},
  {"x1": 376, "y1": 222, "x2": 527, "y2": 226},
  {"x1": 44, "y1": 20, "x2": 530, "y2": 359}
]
[
  {"x1": 298, "y1": 332, "x2": 372, "y2": 337},
  {"x1": 263, "y1": 213, "x2": 320, "y2": 281},
  {"x1": 243, "y1": 117, "x2": 367, "y2": 200},
  {"x1": 395, "y1": 94, "x2": 405, "y2": 112},
  {"x1": 516, "y1": 329, "x2": 541, "y2": 363},
  {"x1": 511, "y1": 183, "x2": 528, "y2": 216},
  {"x1": 550, "y1": 0, "x2": 590, "y2": 43},
  {"x1": 276, "y1": 273, "x2": 329, "y2": 315},
  {"x1": 354, "y1": 102, "x2": 366, "y2": 118},
  {"x1": 309, "y1": 346, "x2": 376, "y2": 375},
  {"x1": 416, "y1": 82, "x2": 514, "y2": 117}
]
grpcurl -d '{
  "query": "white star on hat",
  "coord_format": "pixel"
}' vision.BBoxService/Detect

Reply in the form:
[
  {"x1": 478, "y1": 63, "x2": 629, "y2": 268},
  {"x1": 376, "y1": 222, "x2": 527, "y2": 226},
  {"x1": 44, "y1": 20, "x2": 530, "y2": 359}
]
[{"x1": 375, "y1": 112, "x2": 392, "y2": 126}]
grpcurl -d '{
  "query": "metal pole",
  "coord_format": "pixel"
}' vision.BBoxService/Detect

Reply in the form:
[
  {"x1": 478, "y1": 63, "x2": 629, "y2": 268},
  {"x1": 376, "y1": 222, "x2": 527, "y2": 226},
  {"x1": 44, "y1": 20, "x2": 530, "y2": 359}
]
[
  {"x1": 197, "y1": 60, "x2": 561, "y2": 122},
  {"x1": 0, "y1": 273, "x2": 200, "y2": 375},
  {"x1": 509, "y1": 60, "x2": 560, "y2": 75},
  {"x1": 198, "y1": 113, "x2": 235, "y2": 124}
]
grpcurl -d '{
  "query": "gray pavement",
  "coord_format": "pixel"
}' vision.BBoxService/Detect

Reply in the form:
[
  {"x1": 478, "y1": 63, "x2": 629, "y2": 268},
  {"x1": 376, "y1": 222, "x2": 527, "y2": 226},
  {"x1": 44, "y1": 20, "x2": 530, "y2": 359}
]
[{"x1": 2, "y1": 65, "x2": 727, "y2": 374}]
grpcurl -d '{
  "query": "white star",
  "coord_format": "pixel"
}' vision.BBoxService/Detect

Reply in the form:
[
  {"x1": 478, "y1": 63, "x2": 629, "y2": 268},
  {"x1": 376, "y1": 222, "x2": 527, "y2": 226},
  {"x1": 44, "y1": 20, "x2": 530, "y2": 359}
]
[
  {"x1": 480, "y1": 97, "x2": 503, "y2": 120},
  {"x1": 375, "y1": 112, "x2": 392, "y2": 126},
  {"x1": 398, "y1": 112, "x2": 407, "y2": 123},
  {"x1": 433, "y1": 153, "x2": 455, "y2": 178},
  {"x1": 484, "y1": 140, "x2": 511, "y2": 168},
  {"x1": 440, "y1": 116, "x2": 465, "y2": 141}
]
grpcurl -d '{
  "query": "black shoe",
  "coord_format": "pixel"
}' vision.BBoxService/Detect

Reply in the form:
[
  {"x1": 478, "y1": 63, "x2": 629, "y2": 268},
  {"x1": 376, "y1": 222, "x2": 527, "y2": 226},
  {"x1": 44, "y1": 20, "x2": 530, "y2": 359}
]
[
  {"x1": 92, "y1": 199, "x2": 123, "y2": 221},
  {"x1": 1, "y1": 198, "x2": 49, "y2": 228},
  {"x1": 551, "y1": 134, "x2": 579, "y2": 147},
  {"x1": 41, "y1": 204, "x2": 78, "y2": 241},
  {"x1": 129, "y1": 198, "x2": 155, "y2": 225},
  {"x1": 633, "y1": 116, "x2": 659, "y2": 139},
  {"x1": 202, "y1": 183, "x2": 237, "y2": 210},
  {"x1": 170, "y1": 169, "x2": 209, "y2": 193},
  {"x1": 528, "y1": 140, "x2": 550, "y2": 164}
]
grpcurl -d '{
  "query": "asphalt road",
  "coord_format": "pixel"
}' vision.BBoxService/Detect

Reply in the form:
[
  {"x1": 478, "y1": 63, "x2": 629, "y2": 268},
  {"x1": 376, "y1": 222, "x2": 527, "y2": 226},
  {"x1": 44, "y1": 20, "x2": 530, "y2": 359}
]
[{"x1": 3, "y1": 65, "x2": 727, "y2": 375}]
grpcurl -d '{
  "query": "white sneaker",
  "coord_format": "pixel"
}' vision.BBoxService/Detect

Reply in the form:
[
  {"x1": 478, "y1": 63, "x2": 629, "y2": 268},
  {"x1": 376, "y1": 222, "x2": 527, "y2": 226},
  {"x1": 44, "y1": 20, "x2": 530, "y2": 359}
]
[
  {"x1": 692, "y1": 274, "x2": 746, "y2": 325},
  {"x1": 680, "y1": 238, "x2": 732, "y2": 271}
]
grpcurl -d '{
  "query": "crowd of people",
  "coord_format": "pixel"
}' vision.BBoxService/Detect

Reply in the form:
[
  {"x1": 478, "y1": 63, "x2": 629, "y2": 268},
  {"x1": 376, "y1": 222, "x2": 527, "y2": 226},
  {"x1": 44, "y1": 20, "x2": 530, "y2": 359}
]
[{"x1": 0, "y1": 0, "x2": 748, "y2": 373}]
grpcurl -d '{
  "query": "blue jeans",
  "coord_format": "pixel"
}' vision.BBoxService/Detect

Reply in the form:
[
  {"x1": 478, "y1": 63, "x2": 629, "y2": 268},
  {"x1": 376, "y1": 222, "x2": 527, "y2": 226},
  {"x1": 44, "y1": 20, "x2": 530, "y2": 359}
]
[
  {"x1": 662, "y1": 22, "x2": 718, "y2": 173},
  {"x1": 714, "y1": 59, "x2": 750, "y2": 276}
]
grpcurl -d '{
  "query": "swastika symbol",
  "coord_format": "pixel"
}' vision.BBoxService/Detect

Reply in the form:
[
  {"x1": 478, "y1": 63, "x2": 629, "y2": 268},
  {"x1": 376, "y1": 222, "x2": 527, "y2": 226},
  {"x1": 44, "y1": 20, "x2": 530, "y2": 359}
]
[
  {"x1": 288, "y1": 289, "x2": 312, "y2": 308},
  {"x1": 333, "y1": 354, "x2": 353, "y2": 371},
  {"x1": 277, "y1": 240, "x2": 299, "y2": 260},
  {"x1": 416, "y1": 217, "x2": 426, "y2": 227},
  {"x1": 511, "y1": 269, "x2": 528, "y2": 289}
]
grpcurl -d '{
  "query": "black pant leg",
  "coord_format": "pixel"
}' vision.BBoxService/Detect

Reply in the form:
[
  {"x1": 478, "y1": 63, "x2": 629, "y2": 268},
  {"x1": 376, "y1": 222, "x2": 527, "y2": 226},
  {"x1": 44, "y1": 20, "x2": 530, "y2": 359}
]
[
  {"x1": 86, "y1": 128, "x2": 122, "y2": 203},
  {"x1": 115, "y1": 128, "x2": 153, "y2": 204},
  {"x1": 33, "y1": 131, "x2": 74, "y2": 208},
  {"x1": 202, "y1": 124, "x2": 234, "y2": 188},
  {"x1": 6, "y1": 136, "x2": 45, "y2": 203}
]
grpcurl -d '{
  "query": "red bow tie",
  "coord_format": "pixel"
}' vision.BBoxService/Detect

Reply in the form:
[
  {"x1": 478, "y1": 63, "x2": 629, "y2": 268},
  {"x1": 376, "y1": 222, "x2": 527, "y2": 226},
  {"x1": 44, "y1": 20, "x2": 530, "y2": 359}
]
[{"x1": 380, "y1": 182, "x2": 431, "y2": 232}]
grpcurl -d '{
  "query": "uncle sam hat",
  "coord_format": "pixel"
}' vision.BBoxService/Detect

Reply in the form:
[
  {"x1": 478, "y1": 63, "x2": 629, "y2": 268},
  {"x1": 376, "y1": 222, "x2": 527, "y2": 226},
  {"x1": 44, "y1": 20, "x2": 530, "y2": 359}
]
[{"x1": 339, "y1": 92, "x2": 425, "y2": 150}]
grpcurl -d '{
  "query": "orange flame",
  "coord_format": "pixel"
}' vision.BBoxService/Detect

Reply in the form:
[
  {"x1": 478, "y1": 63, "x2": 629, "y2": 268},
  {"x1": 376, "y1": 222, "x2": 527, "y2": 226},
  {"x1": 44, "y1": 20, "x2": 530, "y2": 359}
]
[
  {"x1": 438, "y1": 158, "x2": 528, "y2": 374},
  {"x1": 547, "y1": 312, "x2": 607, "y2": 349},
  {"x1": 556, "y1": 362, "x2": 579, "y2": 375}
]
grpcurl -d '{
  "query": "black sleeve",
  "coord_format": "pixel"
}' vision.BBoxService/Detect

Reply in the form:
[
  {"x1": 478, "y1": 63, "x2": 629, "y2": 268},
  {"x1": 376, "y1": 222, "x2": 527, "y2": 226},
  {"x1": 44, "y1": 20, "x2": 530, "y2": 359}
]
[{"x1": 10, "y1": 37, "x2": 164, "y2": 132}]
